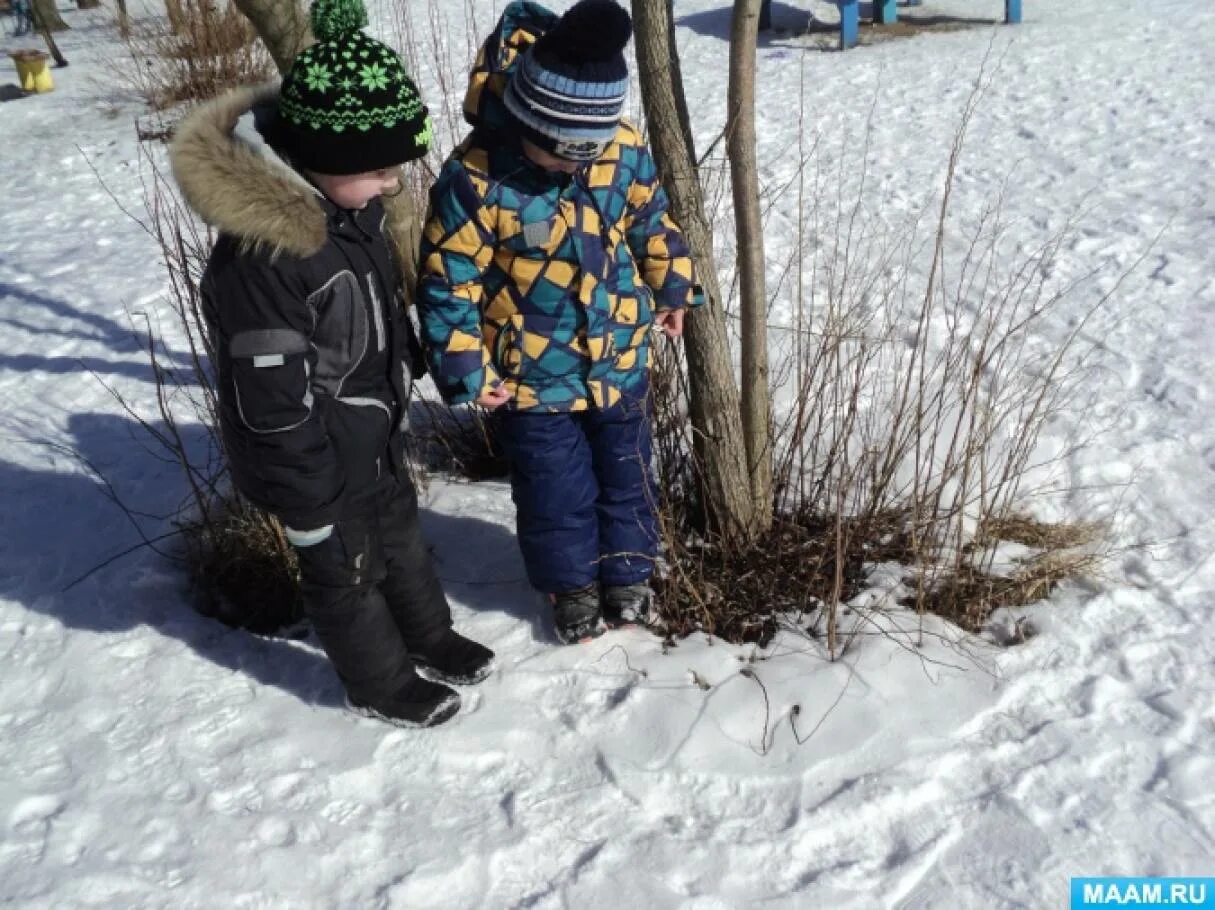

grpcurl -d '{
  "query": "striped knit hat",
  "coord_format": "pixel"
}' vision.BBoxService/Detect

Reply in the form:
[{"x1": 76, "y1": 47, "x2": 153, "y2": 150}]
[{"x1": 503, "y1": 0, "x2": 631, "y2": 162}]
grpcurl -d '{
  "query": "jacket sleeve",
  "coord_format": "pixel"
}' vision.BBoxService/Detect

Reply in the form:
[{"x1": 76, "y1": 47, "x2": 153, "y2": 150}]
[
  {"x1": 416, "y1": 160, "x2": 501, "y2": 406},
  {"x1": 204, "y1": 249, "x2": 345, "y2": 531},
  {"x1": 624, "y1": 144, "x2": 705, "y2": 312}
]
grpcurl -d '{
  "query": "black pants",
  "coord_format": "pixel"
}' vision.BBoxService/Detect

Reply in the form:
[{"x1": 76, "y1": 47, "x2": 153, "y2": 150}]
[{"x1": 293, "y1": 473, "x2": 452, "y2": 704}]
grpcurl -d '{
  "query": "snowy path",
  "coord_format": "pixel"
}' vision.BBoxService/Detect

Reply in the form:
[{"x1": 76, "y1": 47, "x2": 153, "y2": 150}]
[{"x1": 2, "y1": 1, "x2": 1213, "y2": 907}]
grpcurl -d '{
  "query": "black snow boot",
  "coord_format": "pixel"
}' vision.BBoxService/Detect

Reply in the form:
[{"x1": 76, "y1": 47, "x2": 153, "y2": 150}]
[
  {"x1": 550, "y1": 584, "x2": 606, "y2": 644},
  {"x1": 602, "y1": 582, "x2": 656, "y2": 629},
  {"x1": 409, "y1": 629, "x2": 496, "y2": 685},
  {"x1": 347, "y1": 674, "x2": 461, "y2": 728}
]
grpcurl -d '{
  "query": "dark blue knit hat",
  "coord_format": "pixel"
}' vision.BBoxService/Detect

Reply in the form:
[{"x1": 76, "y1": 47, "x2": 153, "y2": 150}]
[{"x1": 503, "y1": 0, "x2": 632, "y2": 161}]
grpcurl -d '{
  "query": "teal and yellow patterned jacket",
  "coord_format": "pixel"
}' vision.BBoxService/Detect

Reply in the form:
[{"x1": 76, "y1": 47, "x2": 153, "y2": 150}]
[{"x1": 416, "y1": 1, "x2": 704, "y2": 411}]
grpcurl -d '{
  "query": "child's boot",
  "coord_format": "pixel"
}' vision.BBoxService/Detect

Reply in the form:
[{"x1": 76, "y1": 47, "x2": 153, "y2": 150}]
[
  {"x1": 347, "y1": 674, "x2": 461, "y2": 728},
  {"x1": 551, "y1": 584, "x2": 606, "y2": 644},
  {"x1": 602, "y1": 582, "x2": 656, "y2": 628},
  {"x1": 409, "y1": 629, "x2": 496, "y2": 685}
]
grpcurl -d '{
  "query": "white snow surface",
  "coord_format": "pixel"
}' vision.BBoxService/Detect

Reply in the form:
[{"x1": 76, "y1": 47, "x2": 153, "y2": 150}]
[{"x1": 2, "y1": 1, "x2": 1213, "y2": 907}]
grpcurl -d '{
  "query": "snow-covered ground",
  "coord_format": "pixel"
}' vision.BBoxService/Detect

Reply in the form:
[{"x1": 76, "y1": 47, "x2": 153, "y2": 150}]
[{"x1": 1, "y1": 0, "x2": 1212, "y2": 906}]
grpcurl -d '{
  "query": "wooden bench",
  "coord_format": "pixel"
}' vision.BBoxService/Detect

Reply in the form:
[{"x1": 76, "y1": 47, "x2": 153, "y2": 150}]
[{"x1": 759, "y1": 0, "x2": 1023, "y2": 50}]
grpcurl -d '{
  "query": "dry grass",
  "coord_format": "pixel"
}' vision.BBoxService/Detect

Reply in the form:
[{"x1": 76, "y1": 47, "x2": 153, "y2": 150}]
[
  {"x1": 973, "y1": 513, "x2": 1104, "y2": 551},
  {"x1": 915, "y1": 549, "x2": 1102, "y2": 633},
  {"x1": 182, "y1": 498, "x2": 304, "y2": 635},
  {"x1": 653, "y1": 507, "x2": 911, "y2": 644}
]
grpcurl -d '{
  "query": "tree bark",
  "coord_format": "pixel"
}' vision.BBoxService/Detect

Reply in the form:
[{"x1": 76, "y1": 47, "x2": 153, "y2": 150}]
[
  {"x1": 231, "y1": 0, "x2": 313, "y2": 76},
  {"x1": 164, "y1": 0, "x2": 184, "y2": 33},
  {"x1": 29, "y1": 2, "x2": 68, "y2": 64},
  {"x1": 31, "y1": 0, "x2": 67, "y2": 31},
  {"x1": 630, "y1": 0, "x2": 759, "y2": 541},
  {"x1": 727, "y1": 0, "x2": 773, "y2": 529}
]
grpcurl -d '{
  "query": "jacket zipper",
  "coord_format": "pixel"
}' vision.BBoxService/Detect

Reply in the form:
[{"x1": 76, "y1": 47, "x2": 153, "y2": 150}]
[{"x1": 366, "y1": 272, "x2": 386, "y2": 354}]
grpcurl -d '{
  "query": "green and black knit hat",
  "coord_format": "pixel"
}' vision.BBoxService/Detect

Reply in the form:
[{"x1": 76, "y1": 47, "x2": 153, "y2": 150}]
[{"x1": 267, "y1": 0, "x2": 432, "y2": 175}]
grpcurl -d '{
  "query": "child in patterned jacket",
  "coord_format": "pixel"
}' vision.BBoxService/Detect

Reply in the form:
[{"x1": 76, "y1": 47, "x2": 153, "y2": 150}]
[{"x1": 417, "y1": 0, "x2": 703, "y2": 643}]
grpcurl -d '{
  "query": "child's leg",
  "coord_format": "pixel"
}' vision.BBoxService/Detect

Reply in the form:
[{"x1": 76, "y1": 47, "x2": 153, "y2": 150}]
[
  {"x1": 494, "y1": 410, "x2": 600, "y2": 594},
  {"x1": 294, "y1": 511, "x2": 417, "y2": 704},
  {"x1": 375, "y1": 474, "x2": 453, "y2": 649},
  {"x1": 585, "y1": 385, "x2": 658, "y2": 587}
]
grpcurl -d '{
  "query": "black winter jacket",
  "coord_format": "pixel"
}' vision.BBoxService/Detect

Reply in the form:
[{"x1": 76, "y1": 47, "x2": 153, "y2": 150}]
[{"x1": 170, "y1": 87, "x2": 424, "y2": 531}]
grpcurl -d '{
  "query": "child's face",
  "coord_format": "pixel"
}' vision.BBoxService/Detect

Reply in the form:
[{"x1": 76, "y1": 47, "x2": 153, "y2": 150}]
[
  {"x1": 521, "y1": 140, "x2": 581, "y2": 175},
  {"x1": 308, "y1": 168, "x2": 402, "y2": 210}
]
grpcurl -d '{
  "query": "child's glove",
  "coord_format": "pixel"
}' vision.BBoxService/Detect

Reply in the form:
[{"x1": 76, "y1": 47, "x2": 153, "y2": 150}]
[{"x1": 284, "y1": 524, "x2": 334, "y2": 547}]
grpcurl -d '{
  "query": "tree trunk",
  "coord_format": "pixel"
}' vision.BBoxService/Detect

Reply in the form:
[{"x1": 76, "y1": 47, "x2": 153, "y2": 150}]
[
  {"x1": 31, "y1": 0, "x2": 67, "y2": 31},
  {"x1": 727, "y1": 0, "x2": 773, "y2": 529},
  {"x1": 631, "y1": 0, "x2": 759, "y2": 541},
  {"x1": 29, "y1": 2, "x2": 68, "y2": 64},
  {"x1": 115, "y1": 0, "x2": 129, "y2": 37},
  {"x1": 164, "y1": 0, "x2": 184, "y2": 33},
  {"x1": 231, "y1": 0, "x2": 313, "y2": 76}
]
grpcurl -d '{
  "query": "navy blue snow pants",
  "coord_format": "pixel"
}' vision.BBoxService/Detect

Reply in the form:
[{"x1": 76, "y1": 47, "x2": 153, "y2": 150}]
[{"x1": 493, "y1": 383, "x2": 658, "y2": 594}]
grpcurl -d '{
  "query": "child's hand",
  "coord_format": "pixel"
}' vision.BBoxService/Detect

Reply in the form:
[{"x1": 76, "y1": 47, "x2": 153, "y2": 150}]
[
  {"x1": 654, "y1": 308, "x2": 685, "y2": 339},
  {"x1": 477, "y1": 386, "x2": 513, "y2": 410}
]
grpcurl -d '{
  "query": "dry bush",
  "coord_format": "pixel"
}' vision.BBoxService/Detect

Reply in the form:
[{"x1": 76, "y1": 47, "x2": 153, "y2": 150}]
[
  {"x1": 117, "y1": 145, "x2": 303, "y2": 634},
  {"x1": 651, "y1": 53, "x2": 1124, "y2": 651},
  {"x1": 407, "y1": 395, "x2": 506, "y2": 480},
  {"x1": 113, "y1": 0, "x2": 273, "y2": 117}
]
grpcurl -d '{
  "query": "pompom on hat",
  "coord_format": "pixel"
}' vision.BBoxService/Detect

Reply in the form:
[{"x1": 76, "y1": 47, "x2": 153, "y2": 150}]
[
  {"x1": 503, "y1": 0, "x2": 632, "y2": 162},
  {"x1": 266, "y1": 0, "x2": 432, "y2": 175}
]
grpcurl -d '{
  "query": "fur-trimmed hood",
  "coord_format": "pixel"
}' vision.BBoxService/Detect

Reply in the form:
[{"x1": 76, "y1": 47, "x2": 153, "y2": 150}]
[{"x1": 169, "y1": 85, "x2": 420, "y2": 280}]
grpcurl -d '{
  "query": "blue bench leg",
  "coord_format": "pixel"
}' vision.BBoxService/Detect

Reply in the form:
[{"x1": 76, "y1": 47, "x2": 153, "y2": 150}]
[
  {"x1": 840, "y1": 0, "x2": 859, "y2": 49},
  {"x1": 759, "y1": 0, "x2": 772, "y2": 30},
  {"x1": 875, "y1": 0, "x2": 897, "y2": 25},
  {"x1": 1005, "y1": 0, "x2": 1022, "y2": 23}
]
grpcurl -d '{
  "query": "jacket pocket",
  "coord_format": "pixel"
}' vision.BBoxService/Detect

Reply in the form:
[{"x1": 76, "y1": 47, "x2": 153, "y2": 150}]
[
  {"x1": 603, "y1": 290, "x2": 650, "y2": 372},
  {"x1": 318, "y1": 396, "x2": 391, "y2": 496},
  {"x1": 228, "y1": 328, "x2": 313, "y2": 434},
  {"x1": 496, "y1": 313, "x2": 568, "y2": 382}
]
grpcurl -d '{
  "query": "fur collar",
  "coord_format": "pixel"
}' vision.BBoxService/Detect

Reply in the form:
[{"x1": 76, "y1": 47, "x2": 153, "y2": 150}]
[
  {"x1": 170, "y1": 85, "x2": 328, "y2": 259},
  {"x1": 169, "y1": 85, "x2": 421, "y2": 278}
]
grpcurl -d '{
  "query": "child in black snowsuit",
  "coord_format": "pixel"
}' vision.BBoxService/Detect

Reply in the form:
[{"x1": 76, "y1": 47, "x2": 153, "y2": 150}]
[{"x1": 170, "y1": 0, "x2": 493, "y2": 727}]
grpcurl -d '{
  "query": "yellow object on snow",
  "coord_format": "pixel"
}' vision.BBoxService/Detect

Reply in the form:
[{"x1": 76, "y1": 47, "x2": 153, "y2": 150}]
[{"x1": 10, "y1": 51, "x2": 53, "y2": 93}]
